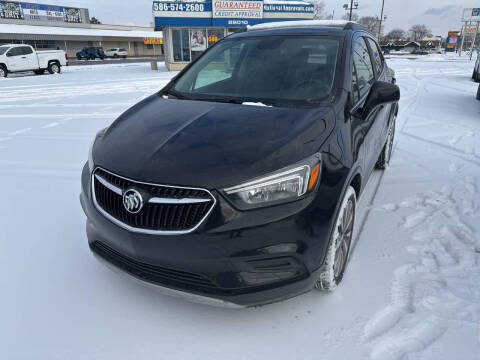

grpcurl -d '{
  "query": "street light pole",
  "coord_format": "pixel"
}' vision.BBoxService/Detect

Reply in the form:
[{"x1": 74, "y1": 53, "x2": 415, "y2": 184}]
[
  {"x1": 378, "y1": 0, "x2": 385, "y2": 41},
  {"x1": 349, "y1": 0, "x2": 353, "y2": 21}
]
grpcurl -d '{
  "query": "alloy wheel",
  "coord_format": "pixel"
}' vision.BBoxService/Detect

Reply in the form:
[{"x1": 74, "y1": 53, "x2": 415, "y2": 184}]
[{"x1": 333, "y1": 197, "x2": 355, "y2": 279}]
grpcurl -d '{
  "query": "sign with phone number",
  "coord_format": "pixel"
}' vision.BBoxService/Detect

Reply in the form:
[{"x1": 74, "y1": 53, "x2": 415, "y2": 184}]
[{"x1": 154, "y1": 2, "x2": 207, "y2": 12}]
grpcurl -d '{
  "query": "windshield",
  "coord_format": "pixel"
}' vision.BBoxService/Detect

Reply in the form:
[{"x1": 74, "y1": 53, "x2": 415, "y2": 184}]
[
  {"x1": 172, "y1": 36, "x2": 340, "y2": 107},
  {"x1": 0, "y1": 46, "x2": 10, "y2": 55}
]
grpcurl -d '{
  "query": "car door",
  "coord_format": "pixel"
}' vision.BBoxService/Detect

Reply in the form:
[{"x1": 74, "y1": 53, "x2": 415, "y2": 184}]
[
  {"x1": 349, "y1": 34, "x2": 383, "y2": 177},
  {"x1": 6, "y1": 47, "x2": 26, "y2": 71},
  {"x1": 365, "y1": 37, "x2": 392, "y2": 158},
  {"x1": 20, "y1": 46, "x2": 38, "y2": 70}
]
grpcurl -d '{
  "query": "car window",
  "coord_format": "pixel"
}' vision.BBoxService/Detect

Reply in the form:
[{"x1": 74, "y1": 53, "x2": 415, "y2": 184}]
[
  {"x1": 20, "y1": 46, "x2": 33, "y2": 55},
  {"x1": 352, "y1": 37, "x2": 375, "y2": 101},
  {"x1": 7, "y1": 47, "x2": 23, "y2": 57},
  {"x1": 366, "y1": 38, "x2": 383, "y2": 76},
  {"x1": 0, "y1": 46, "x2": 9, "y2": 55},
  {"x1": 173, "y1": 36, "x2": 340, "y2": 107},
  {"x1": 120, "y1": 49, "x2": 126, "y2": 52}
]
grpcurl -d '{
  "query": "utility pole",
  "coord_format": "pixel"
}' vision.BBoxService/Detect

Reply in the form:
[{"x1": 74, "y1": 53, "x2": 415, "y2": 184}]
[
  {"x1": 459, "y1": 21, "x2": 467, "y2": 56},
  {"x1": 378, "y1": 0, "x2": 385, "y2": 41},
  {"x1": 343, "y1": 1, "x2": 359, "y2": 21}
]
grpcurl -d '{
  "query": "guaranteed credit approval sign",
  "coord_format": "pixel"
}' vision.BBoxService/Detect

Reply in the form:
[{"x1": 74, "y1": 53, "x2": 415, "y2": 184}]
[{"x1": 212, "y1": 0, "x2": 263, "y2": 26}]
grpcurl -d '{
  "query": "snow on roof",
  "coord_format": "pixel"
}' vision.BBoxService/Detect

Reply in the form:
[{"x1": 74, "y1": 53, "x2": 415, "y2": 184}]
[
  {"x1": 0, "y1": 23, "x2": 162, "y2": 39},
  {"x1": 248, "y1": 20, "x2": 354, "y2": 31}
]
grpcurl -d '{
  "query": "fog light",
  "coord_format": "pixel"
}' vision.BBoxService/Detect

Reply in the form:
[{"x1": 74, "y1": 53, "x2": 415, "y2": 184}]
[{"x1": 239, "y1": 271, "x2": 298, "y2": 286}]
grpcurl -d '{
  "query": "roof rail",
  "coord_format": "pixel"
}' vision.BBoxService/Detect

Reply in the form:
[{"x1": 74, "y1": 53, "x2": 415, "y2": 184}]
[{"x1": 247, "y1": 20, "x2": 357, "y2": 32}]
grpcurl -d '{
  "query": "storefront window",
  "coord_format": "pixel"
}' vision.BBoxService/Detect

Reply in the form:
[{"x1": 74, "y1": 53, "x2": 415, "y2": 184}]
[
  {"x1": 172, "y1": 28, "x2": 190, "y2": 62},
  {"x1": 171, "y1": 28, "x2": 226, "y2": 64}
]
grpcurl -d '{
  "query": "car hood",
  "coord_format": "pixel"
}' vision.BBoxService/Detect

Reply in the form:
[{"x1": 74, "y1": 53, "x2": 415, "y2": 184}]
[{"x1": 93, "y1": 95, "x2": 335, "y2": 189}]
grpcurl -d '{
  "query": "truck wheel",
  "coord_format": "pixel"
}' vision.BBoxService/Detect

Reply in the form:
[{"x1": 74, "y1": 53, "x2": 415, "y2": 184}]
[
  {"x1": 0, "y1": 65, "x2": 7, "y2": 78},
  {"x1": 316, "y1": 186, "x2": 357, "y2": 291},
  {"x1": 48, "y1": 62, "x2": 61, "y2": 74}
]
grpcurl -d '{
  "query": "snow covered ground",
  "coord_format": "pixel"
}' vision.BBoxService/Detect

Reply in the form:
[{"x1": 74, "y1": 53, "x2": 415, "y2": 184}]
[{"x1": 1, "y1": 57, "x2": 479, "y2": 359}]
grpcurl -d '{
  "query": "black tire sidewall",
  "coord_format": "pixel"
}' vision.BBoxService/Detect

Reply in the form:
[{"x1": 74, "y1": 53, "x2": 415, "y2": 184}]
[{"x1": 0, "y1": 65, "x2": 6, "y2": 78}]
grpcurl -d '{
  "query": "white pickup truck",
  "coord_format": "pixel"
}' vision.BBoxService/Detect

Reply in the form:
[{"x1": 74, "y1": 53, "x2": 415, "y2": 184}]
[{"x1": 0, "y1": 44, "x2": 68, "y2": 78}]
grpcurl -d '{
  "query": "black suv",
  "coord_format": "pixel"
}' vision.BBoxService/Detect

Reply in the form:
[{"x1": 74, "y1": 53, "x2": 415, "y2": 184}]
[{"x1": 80, "y1": 21, "x2": 400, "y2": 307}]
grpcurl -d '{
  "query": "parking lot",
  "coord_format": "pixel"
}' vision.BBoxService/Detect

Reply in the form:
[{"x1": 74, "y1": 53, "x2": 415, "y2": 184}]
[{"x1": 0, "y1": 57, "x2": 479, "y2": 359}]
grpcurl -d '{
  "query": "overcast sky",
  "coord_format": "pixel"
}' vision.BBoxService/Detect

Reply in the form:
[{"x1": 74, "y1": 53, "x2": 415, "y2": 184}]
[{"x1": 26, "y1": 0, "x2": 478, "y2": 35}]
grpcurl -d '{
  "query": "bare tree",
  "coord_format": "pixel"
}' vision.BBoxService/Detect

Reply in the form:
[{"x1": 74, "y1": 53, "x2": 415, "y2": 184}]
[
  {"x1": 385, "y1": 29, "x2": 406, "y2": 41},
  {"x1": 306, "y1": 0, "x2": 326, "y2": 20},
  {"x1": 409, "y1": 24, "x2": 430, "y2": 41},
  {"x1": 342, "y1": 12, "x2": 359, "y2": 21},
  {"x1": 358, "y1": 16, "x2": 382, "y2": 36}
]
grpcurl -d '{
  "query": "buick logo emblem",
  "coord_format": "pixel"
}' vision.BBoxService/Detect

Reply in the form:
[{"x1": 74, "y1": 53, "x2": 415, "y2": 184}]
[{"x1": 123, "y1": 189, "x2": 143, "y2": 214}]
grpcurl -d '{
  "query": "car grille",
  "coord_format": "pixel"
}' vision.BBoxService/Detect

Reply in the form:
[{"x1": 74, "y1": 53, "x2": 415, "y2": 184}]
[
  {"x1": 90, "y1": 241, "x2": 219, "y2": 291},
  {"x1": 92, "y1": 168, "x2": 216, "y2": 234}
]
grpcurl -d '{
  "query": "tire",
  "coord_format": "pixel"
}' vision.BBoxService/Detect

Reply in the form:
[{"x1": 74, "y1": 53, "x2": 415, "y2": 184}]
[
  {"x1": 123, "y1": 56, "x2": 127, "y2": 59},
  {"x1": 316, "y1": 186, "x2": 357, "y2": 291},
  {"x1": 0, "y1": 65, "x2": 7, "y2": 78},
  {"x1": 375, "y1": 111, "x2": 396, "y2": 170},
  {"x1": 113, "y1": 54, "x2": 118, "y2": 58},
  {"x1": 477, "y1": 84, "x2": 480, "y2": 101},
  {"x1": 34, "y1": 69, "x2": 45, "y2": 75},
  {"x1": 475, "y1": 70, "x2": 480, "y2": 83},
  {"x1": 47, "y1": 62, "x2": 61, "y2": 74}
]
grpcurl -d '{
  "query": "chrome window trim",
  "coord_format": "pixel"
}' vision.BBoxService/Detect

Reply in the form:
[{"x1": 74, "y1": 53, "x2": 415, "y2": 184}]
[{"x1": 91, "y1": 167, "x2": 217, "y2": 235}]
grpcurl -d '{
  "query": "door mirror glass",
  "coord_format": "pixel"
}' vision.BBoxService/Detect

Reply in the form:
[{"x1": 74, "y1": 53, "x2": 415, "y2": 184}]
[{"x1": 361, "y1": 81, "x2": 400, "y2": 119}]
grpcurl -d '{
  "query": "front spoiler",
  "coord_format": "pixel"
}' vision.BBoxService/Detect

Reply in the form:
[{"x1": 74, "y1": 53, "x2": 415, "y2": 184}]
[{"x1": 92, "y1": 252, "x2": 246, "y2": 309}]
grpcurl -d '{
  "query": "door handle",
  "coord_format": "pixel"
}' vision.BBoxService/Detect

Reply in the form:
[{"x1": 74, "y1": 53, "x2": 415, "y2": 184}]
[{"x1": 21, "y1": 56, "x2": 26, "y2": 59}]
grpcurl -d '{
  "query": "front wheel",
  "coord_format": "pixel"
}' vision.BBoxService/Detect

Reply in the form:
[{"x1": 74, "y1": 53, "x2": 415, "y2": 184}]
[
  {"x1": 48, "y1": 62, "x2": 61, "y2": 74},
  {"x1": 375, "y1": 113, "x2": 396, "y2": 170},
  {"x1": 316, "y1": 186, "x2": 357, "y2": 291},
  {"x1": 0, "y1": 65, "x2": 7, "y2": 78}
]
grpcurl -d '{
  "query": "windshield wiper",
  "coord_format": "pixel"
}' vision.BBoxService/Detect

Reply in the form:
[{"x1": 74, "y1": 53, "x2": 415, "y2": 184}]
[{"x1": 162, "y1": 89, "x2": 191, "y2": 100}]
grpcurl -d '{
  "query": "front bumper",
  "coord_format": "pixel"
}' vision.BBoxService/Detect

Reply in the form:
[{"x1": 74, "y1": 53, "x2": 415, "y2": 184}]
[{"x1": 80, "y1": 163, "x2": 333, "y2": 307}]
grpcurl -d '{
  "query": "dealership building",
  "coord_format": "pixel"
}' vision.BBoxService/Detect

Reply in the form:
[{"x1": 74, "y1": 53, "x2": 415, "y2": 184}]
[
  {"x1": 153, "y1": 0, "x2": 315, "y2": 70},
  {"x1": 0, "y1": 1, "x2": 163, "y2": 58}
]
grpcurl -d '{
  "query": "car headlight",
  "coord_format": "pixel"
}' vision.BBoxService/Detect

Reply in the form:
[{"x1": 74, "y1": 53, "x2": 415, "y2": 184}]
[
  {"x1": 88, "y1": 127, "x2": 108, "y2": 172},
  {"x1": 223, "y1": 155, "x2": 321, "y2": 210}
]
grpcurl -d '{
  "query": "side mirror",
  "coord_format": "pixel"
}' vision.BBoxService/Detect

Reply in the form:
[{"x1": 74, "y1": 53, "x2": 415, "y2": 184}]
[{"x1": 362, "y1": 81, "x2": 400, "y2": 119}]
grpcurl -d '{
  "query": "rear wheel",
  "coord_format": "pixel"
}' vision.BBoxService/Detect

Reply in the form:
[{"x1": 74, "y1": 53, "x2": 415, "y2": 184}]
[
  {"x1": 375, "y1": 112, "x2": 396, "y2": 169},
  {"x1": 316, "y1": 186, "x2": 357, "y2": 291},
  {"x1": 48, "y1": 62, "x2": 61, "y2": 74},
  {"x1": 113, "y1": 53, "x2": 119, "y2": 58},
  {"x1": 0, "y1": 65, "x2": 7, "y2": 78}
]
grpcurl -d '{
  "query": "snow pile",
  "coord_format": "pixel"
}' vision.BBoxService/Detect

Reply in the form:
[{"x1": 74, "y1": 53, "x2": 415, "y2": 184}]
[{"x1": 0, "y1": 57, "x2": 479, "y2": 359}]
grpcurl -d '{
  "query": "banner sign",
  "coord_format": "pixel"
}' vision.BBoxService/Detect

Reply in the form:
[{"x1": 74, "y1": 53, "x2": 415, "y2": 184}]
[
  {"x1": 263, "y1": 1, "x2": 314, "y2": 21},
  {"x1": 153, "y1": 0, "x2": 212, "y2": 26},
  {"x1": 0, "y1": 1, "x2": 83, "y2": 23},
  {"x1": 0, "y1": 1, "x2": 23, "y2": 19},
  {"x1": 212, "y1": 0, "x2": 263, "y2": 26},
  {"x1": 153, "y1": 0, "x2": 314, "y2": 29}
]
